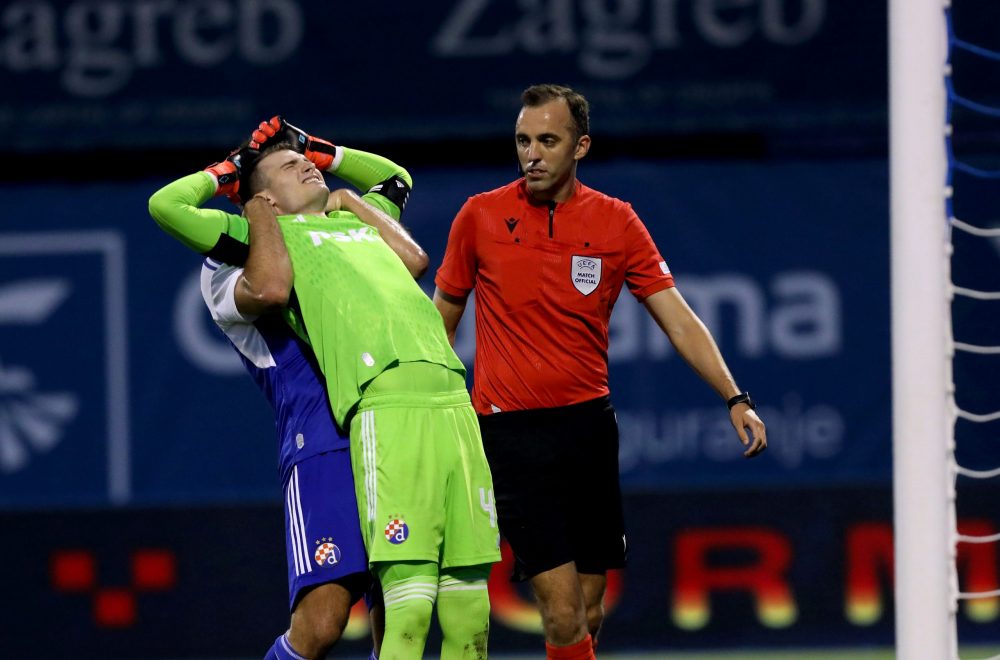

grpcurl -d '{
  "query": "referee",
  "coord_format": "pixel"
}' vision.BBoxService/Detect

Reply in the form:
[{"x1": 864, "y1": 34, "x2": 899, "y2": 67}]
[{"x1": 433, "y1": 84, "x2": 767, "y2": 660}]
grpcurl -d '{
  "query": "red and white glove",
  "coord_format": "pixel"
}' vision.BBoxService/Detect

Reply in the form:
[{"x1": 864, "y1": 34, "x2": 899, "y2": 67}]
[
  {"x1": 250, "y1": 115, "x2": 338, "y2": 171},
  {"x1": 250, "y1": 116, "x2": 283, "y2": 148},
  {"x1": 203, "y1": 149, "x2": 243, "y2": 206}
]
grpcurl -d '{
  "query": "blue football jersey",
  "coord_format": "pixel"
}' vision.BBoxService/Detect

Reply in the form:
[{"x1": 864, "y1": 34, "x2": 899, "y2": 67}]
[{"x1": 201, "y1": 258, "x2": 349, "y2": 480}]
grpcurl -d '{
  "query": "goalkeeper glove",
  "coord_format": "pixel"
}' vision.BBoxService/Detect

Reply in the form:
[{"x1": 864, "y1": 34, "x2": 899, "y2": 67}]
[
  {"x1": 204, "y1": 149, "x2": 244, "y2": 205},
  {"x1": 250, "y1": 116, "x2": 283, "y2": 148},
  {"x1": 251, "y1": 115, "x2": 338, "y2": 171}
]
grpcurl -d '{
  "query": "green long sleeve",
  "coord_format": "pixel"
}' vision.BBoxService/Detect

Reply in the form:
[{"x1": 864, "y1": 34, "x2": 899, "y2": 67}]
[
  {"x1": 148, "y1": 172, "x2": 251, "y2": 263},
  {"x1": 334, "y1": 147, "x2": 412, "y2": 220}
]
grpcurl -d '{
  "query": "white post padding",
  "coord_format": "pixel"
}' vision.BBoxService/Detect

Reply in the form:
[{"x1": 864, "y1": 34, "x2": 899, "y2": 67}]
[{"x1": 889, "y1": 1, "x2": 956, "y2": 658}]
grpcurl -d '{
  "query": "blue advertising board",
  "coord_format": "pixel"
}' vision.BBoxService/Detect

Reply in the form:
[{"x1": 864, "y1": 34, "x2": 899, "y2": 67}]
[
  {"x1": 0, "y1": 231, "x2": 128, "y2": 504},
  {"x1": 0, "y1": 157, "x2": 894, "y2": 506},
  {"x1": 0, "y1": 0, "x2": 896, "y2": 152}
]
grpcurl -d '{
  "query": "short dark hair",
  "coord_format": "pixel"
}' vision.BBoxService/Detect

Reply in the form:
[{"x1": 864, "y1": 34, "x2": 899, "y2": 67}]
[
  {"x1": 521, "y1": 84, "x2": 590, "y2": 138},
  {"x1": 240, "y1": 141, "x2": 296, "y2": 204}
]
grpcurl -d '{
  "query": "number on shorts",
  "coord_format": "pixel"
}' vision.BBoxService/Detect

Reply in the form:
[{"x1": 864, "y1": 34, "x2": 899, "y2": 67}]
[{"x1": 479, "y1": 487, "x2": 496, "y2": 528}]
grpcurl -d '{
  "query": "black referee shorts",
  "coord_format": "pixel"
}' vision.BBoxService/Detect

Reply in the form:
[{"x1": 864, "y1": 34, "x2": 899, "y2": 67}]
[{"x1": 478, "y1": 396, "x2": 627, "y2": 582}]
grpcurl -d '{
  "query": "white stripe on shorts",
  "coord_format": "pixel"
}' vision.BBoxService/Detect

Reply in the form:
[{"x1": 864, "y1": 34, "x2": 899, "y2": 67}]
[
  {"x1": 286, "y1": 466, "x2": 311, "y2": 576},
  {"x1": 285, "y1": 471, "x2": 302, "y2": 576},
  {"x1": 362, "y1": 410, "x2": 377, "y2": 522}
]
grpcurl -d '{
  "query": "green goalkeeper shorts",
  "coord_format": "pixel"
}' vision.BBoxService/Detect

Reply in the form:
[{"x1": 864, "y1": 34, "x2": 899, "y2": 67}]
[{"x1": 350, "y1": 362, "x2": 501, "y2": 568}]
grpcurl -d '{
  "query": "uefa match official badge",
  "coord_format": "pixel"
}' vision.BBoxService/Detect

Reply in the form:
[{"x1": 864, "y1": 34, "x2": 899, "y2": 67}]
[
  {"x1": 314, "y1": 537, "x2": 342, "y2": 567},
  {"x1": 384, "y1": 516, "x2": 409, "y2": 545},
  {"x1": 571, "y1": 256, "x2": 602, "y2": 295}
]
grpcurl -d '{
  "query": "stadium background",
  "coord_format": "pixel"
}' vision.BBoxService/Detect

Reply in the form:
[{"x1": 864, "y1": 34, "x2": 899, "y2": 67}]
[{"x1": 0, "y1": 1, "x2": 998, "y2": 657}]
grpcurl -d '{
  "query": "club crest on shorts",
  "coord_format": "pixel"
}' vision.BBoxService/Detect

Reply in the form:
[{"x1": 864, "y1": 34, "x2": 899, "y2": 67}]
[
  {"x1": 384, "y1": 517, "x2": 409, "y2": 545},
  {"x1": 314, "y1": 537, "x2": 342, "y2": 566},
  {"x1": 571, "y1": 256, "x2": 602, "y2": 295}
]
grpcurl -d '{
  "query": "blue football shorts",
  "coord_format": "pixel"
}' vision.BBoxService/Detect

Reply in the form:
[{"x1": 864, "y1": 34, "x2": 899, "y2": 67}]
[{"x1": 282, "y1": 448, "x2": 370, "y2": 610}]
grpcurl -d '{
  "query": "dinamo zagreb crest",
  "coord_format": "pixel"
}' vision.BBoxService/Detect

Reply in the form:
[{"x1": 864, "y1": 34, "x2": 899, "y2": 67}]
[
  {"x1": 384, "y1": 517, "x2": 409, "y2": 545},
  {"x1": 314, "y1": 538, "x2": 342, "y2": 566}
]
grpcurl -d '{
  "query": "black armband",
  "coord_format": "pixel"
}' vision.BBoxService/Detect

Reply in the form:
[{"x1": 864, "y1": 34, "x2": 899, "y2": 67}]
[
  {"x1": 368, "y1": 175, "x2": 411, "y2": 212},
  {"x1": 205, "y1": 233, "x2": 250, "y2": 267}
]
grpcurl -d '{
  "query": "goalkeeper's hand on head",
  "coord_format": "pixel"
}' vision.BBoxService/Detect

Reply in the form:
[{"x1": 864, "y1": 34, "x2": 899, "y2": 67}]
[
  {"x1": 204, "y1": 147, "x2": 245, "y2": 206},
  {"x1": 251, "y1": 115, "x2": 338, "y2": 171}
]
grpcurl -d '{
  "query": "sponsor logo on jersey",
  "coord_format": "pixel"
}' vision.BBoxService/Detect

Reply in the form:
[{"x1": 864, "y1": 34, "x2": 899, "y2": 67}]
[
  {"x1": 314, "y1": 537, "x2": 342, "y2": 566},
  {"x1": 308, "y1": 228, "x2": 378, "y2": 246},
  {"x1": 571, "y1": 255, "x2": 602, "y2": 295},
  {"x1": 504, "y1": 217, "x2": 520, "y2": 234},
  {"x1": 659, "y1": 260, "x2": 671, "y2": 275},
  {"x1": 385, "y1": 517, "x2": 409, "y2": 545}
]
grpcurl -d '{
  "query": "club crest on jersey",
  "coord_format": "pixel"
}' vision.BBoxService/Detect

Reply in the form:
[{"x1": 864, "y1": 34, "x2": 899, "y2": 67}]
[
  {"x1": 314, "y1": 537, "x2": 342, "y2": 567},
  {"x1": 384, "y1": 517, "x2": 409, "y2": 545},
  {"x1": 571, "y1": 256, "x2": 602, "y2": 296}
]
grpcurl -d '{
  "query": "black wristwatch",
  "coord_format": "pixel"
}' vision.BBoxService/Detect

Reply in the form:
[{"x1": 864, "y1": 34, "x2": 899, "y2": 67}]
[{"x1": 727, "y1": 392, "x2": 755, "y2": 411}]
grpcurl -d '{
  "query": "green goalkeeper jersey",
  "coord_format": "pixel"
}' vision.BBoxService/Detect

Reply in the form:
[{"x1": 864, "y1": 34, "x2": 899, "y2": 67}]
[
  {"x1": 149, "y1": 148, "x2": 463, "y2": 424},
  {"x1": 276, "y1": 212, "x2": 465, "y2": 424}
]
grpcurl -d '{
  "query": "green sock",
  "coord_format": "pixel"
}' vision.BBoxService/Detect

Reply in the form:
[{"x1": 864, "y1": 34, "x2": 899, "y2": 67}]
[
  {"x1": 375, "y1": 561, "x2": 438, "y2": 660},
  {"x1": 437, "y1": 564, "x2": 492, "y2": 660}
]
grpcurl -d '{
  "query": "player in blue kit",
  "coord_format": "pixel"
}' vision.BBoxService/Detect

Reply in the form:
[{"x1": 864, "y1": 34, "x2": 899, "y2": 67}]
[
  {"x1": 203, "y1": 255, "x2": 372, "y2": 658},
  {"x1": 152, "y1": 119, "x2": 426, "y2": 659}
]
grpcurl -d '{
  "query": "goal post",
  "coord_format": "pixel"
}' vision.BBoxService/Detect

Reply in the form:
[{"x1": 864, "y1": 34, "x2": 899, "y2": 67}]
[{"x1": 889, "y1": 0, "x2": 957, "y2": 658}]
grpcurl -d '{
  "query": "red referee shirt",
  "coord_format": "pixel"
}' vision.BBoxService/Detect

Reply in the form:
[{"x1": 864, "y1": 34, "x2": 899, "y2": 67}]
[{"x1": 436, "y1": 179, "x2": 675, "y2": 415}]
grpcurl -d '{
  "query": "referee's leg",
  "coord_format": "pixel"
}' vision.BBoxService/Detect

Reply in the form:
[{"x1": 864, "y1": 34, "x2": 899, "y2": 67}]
[
  {"x1": 530, "y1": 562, "x2": 591, "y2": 644},
  {"x1": 579, "y1": 572, "x2": 608, "y2": 642},
  {"x1": 480, "y1": 403, "x2": 609, "y2": 658},
  {"x1": 573, "y1": 396, "x2": 624, "y2": 646}
]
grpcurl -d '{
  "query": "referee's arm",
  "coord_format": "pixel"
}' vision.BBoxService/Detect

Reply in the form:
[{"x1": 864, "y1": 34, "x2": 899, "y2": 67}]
[
  {"x1": 643, "y1": 287, "x2": 768, "y2": 458},
  {"x1": 433, "y1": 289, "x2": 468, "y2": 346}
]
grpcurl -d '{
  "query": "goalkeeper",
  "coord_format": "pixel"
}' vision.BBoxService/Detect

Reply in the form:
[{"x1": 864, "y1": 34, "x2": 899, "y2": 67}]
[{"x1": 149, "y1": 119, "x2": 499, "y2": 660}]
